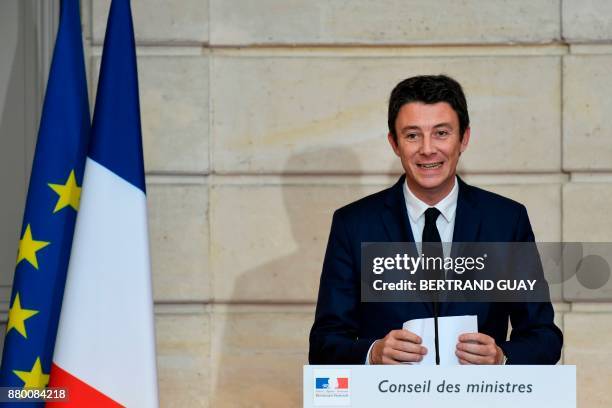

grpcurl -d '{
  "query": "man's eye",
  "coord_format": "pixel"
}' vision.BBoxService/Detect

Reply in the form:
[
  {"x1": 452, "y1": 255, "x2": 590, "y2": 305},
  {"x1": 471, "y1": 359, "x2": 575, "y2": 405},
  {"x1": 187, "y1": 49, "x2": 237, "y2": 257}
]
[
  {"x1": 436, "y1": 130, "x2": 449, "y2": 137},
  {"x1": 406, "y1": 133, "x2": 418, "y2": 140}
]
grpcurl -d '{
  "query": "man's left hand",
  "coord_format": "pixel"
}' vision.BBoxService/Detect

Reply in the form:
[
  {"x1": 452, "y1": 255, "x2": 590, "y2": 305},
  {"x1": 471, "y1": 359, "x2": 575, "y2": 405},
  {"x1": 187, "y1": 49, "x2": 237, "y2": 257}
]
[{"x1": 455, "y1": 332, "x2": 504, "y2": 365}]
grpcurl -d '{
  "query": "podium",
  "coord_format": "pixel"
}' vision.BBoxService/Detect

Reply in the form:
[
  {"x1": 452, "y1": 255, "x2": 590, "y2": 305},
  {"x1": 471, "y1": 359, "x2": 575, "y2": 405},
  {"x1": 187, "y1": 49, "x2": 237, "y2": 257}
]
[{"x1": 303, "y1": 365, "x2": 575, "y2": 407}]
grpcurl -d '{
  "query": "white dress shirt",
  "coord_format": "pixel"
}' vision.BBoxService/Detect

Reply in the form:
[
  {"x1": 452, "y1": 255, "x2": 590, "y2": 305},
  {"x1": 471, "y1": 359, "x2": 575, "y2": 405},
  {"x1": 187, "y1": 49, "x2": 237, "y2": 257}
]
[
  {"x1": 365, "y1": 177, "x2": 459, "y2": 364},
  {"x1": 404, "y1": 176, "x2": 458, "y2": 258}
]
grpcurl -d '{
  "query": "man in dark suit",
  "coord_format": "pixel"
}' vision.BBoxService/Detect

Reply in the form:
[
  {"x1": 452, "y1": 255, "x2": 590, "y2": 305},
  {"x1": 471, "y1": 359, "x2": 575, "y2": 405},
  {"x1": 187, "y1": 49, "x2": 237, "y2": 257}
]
[{"x1": 309, "y1": 75, "x2": 562, "y2": 365}]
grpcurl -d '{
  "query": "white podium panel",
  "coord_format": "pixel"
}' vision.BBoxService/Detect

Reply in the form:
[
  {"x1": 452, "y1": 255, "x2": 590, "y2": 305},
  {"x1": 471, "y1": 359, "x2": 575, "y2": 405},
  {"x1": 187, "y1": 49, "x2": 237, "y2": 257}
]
[{"x1": 303, "y1": 365, "x2": 575, "y2": 408}]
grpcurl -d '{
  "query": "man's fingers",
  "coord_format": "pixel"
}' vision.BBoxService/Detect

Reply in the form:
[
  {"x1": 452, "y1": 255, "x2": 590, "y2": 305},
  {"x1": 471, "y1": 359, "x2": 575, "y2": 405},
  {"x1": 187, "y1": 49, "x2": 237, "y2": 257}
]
[
  {"x1": 381, "y1": 355, "x2": 403, "y2": 365},
  {"x1": 374, "y1": 329, "x2": 426, "y2": 365},
  {"x1": 394, "y1": 329, "x2": 422, "y2": 344},
  {"x1": 391, "y1": 339, "x2": 427, "y2": 355},
  {"x1": 386, "y1": 348, "x2": 424, "y2": 363},
  {"x1": 458, "y1": 332, "x2": 492, "y2": 344},
  {"x1": 458, "y1": 357, "x2": 473, "y2": 365},
  {"x1": 455, "y1": 349, "x2": 496, "y2": 365},
  {"x1": 456, "y1": 332, "x2": 500, "y2": 364},
  {"x1": 456, "y1": 342, "x2": 493, "y2": 356},
  {"x1": 455, "y1": 349, "x2": 483, "y2": 364}
]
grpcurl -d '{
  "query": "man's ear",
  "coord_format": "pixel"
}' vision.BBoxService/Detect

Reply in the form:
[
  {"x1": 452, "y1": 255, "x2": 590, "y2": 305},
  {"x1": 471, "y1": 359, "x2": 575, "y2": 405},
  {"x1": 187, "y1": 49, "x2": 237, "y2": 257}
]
[
  {"x1": 460, "y1": 127, "x2": 471, "y2": 153},
  {"x1": 387, "y1": 132, "x2": 400, "y2": 156}
]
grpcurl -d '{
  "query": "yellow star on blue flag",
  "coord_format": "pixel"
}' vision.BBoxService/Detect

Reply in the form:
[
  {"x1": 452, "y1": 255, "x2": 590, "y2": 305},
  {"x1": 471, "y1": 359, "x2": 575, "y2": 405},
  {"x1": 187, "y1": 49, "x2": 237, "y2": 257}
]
[
  {"x1": 13, "y1": 357, "x2": 49, "y2": 389},
  {"x1": 16, "y1": 225, "x2": 50, "y2": 270},
  {"x1": 7, "y1": 293, "x2": 39, "y2": 339},
  {"x1": 48, "y1": 169, "x2": 81, "y2": 212}
]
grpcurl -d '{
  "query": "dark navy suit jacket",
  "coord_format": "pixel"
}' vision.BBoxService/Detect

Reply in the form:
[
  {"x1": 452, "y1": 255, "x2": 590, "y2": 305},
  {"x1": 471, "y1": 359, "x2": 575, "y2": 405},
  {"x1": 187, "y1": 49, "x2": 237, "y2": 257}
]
[{"x1": 309, "y1": 175, "x2": 562, "y2": 364}]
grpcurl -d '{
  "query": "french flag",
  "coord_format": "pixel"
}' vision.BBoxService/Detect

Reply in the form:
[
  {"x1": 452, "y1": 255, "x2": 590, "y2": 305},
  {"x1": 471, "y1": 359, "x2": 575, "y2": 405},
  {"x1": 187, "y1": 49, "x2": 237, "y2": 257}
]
[{"x1": 47, "y1": 1, "x2": 158, "y2": 406}]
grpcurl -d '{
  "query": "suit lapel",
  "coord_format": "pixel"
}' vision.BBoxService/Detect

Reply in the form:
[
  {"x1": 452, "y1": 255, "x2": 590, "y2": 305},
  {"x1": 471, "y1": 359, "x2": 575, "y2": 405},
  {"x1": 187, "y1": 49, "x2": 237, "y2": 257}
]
[
  {"x1": 451, "y1": 177, "x2": 481, "y2": 243},
  {"x1": 444, "y1": 177, "x2": 481, "y2": 315},
  {"x1": 382, "y1": 176, "x2": 431, "y2": 314},
  {"x1": 382, "y1": 175, "x2": 414, "y2": 243}
]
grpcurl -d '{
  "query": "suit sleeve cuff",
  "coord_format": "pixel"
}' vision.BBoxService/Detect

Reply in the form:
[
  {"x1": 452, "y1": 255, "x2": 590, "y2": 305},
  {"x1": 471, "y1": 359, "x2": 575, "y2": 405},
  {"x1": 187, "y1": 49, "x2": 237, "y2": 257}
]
[{"x1": 365, "y1": 340, "x2": 377, "y2": 365}]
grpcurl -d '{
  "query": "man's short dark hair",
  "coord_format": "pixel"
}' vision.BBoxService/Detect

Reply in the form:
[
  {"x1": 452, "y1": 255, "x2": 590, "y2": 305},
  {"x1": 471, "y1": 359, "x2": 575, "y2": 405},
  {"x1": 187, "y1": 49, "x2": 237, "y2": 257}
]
[{"x1": 388, "y1": 75, "x2": 470, "y2": 141}]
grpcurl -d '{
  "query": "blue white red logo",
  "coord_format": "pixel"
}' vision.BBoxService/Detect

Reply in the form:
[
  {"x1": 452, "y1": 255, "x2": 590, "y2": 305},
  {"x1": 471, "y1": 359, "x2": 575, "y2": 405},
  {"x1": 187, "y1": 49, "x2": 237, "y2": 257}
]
[
  {"x1": 316, "y1": 377, "x2": 349, "y2": 389},
  {"x1": 313, "y1": 369, "x2": 351, "y2": 406}
]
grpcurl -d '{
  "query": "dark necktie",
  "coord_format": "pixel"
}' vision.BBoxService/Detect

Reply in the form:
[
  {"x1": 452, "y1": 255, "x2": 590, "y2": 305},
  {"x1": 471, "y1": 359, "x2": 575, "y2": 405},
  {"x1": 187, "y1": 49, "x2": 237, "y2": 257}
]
[
  {"x1": 422, "y1": 207, "x2": 443, "y2": 365},
  {"x1": 423, "y1": 207, "x2": 442, "y2": 248},
  {"x1": 422, "y1": 207, "x2": 444, "y2": 276}
]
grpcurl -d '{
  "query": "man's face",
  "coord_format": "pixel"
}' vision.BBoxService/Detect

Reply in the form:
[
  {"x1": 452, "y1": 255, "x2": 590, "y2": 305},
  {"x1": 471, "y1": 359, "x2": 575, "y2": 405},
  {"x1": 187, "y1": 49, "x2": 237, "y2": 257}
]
[{"x1": 388, "y1": 102, "x2": 470, "y2": 204}]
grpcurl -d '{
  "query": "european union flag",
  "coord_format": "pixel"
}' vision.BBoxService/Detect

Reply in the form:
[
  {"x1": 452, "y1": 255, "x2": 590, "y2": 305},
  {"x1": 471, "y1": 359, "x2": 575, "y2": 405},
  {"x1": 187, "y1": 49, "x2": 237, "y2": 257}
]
[{"x1": 0, "y1": 0, "x2": 90, "y2": 403}]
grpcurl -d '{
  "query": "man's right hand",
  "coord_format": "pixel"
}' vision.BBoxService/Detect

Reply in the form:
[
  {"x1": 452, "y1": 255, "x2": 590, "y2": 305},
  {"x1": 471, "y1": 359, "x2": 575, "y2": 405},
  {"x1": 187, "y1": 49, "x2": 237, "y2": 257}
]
[{"x1": 370, "y1": 329, "x2": 427, "y2": 364}]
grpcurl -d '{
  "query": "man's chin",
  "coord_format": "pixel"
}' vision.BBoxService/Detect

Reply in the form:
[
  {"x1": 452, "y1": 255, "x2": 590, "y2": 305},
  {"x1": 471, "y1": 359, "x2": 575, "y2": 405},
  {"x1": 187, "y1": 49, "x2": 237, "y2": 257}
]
[{"x1": 411, "y1": 176, "x2": 447, "y2": 192}]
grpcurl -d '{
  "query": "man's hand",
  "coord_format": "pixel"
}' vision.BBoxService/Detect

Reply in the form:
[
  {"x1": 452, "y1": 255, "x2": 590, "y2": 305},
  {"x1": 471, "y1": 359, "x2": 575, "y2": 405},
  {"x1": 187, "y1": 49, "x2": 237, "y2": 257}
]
[
  {"x1": 455, "y1": 332, "x2": 504, "y2": 365},
  {"x1": 370, "y1": 329, "x2": 427, "y2": 364}
]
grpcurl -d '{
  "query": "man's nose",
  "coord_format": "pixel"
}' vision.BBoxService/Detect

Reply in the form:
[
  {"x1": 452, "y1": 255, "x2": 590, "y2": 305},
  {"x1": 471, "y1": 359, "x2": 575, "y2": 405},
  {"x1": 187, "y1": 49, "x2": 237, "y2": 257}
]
[{"x1": 420, "y1": 134, "x2": 436, "y2": 155}]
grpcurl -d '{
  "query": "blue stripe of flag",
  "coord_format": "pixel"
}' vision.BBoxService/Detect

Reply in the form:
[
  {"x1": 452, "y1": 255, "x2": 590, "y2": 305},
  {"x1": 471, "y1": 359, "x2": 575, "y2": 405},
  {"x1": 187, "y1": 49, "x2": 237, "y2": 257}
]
[{"x1": 88, "y1": 0, "x2": 146, "y2": 193}]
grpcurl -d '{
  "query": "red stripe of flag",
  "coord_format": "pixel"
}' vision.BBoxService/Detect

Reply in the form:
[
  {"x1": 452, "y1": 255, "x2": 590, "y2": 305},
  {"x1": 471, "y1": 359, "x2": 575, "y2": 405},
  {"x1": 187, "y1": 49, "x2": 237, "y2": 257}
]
[
  {"x1": 337, "y1": 377, "x2": 349, "y2": 389},
  {"x1": 46, "y1": 363, "x2": 124, "y2": 407}
]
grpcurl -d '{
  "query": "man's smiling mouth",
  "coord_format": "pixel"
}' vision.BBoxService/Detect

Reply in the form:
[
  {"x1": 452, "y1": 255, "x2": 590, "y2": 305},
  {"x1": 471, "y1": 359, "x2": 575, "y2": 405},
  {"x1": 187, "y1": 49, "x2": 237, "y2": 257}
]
[{"x1": 417, "y1": 162, "x2": 443, "y2": 169}]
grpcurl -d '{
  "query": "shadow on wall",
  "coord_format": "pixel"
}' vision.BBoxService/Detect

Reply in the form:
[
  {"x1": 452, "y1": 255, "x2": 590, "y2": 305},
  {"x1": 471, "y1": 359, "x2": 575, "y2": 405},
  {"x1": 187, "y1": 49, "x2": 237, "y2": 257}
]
[
  {"x1": 0, "y1": 1, "x2": 29, "y2": 313},
  {"x1": 211, "y1": 148, "x2": 365, "y2": 407}
]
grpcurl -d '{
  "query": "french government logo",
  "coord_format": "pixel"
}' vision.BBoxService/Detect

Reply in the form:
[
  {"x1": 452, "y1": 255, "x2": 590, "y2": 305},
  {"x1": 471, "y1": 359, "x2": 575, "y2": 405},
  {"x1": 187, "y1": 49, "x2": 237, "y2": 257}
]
[{"x1": 313, "y1": 369, "x2": 351, "y2": 406}]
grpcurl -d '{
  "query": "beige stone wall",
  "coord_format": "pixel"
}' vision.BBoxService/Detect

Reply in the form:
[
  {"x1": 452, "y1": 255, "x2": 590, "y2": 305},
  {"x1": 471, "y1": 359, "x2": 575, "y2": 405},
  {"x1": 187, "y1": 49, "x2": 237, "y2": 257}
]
[{"x1": 8, "y1": 1, "x2": 612, "y2": 406}]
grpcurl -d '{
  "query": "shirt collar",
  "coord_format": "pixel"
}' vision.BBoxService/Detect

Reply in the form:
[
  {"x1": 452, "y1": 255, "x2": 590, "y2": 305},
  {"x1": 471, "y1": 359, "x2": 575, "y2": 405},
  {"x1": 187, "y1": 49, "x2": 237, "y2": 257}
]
[{"x1": 403, "y1": 176, "x2": 459, "y2": 224}]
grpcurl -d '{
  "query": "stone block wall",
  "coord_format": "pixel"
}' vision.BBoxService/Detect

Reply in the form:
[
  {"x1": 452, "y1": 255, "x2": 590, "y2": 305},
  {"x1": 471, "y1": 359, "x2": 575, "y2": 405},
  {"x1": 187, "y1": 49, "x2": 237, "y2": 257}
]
[{"x1": 9, "y1": 1, "x2": 612, "y2": 407}]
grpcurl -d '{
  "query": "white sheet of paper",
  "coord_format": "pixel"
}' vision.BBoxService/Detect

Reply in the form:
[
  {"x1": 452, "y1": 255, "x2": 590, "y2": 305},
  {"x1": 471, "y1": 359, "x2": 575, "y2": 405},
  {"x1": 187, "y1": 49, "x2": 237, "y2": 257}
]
[{"x1": 402, "y1": 315, "x2": 478, "y2": 366}]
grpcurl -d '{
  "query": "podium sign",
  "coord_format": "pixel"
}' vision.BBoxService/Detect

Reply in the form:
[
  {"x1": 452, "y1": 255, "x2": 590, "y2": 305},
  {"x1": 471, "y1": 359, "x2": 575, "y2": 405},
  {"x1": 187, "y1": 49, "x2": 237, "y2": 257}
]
[{"x1": 303, "y1": 365, "x2": 575, "y2": 408}]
